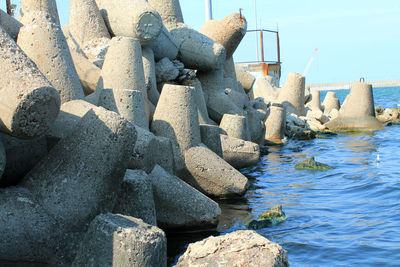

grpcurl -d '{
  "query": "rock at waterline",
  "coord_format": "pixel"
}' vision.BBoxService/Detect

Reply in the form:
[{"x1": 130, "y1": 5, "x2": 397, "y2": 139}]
[
  {"x1": 246, "y1": 205, "x2": 286, "y2": 230},
  {"x1": 295, "y1": 156, "x2": 334, "y2": 171}
]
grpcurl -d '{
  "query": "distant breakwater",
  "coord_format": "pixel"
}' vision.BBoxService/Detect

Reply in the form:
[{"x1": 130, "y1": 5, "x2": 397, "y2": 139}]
[{"x1": 308, "y1": 79, "x2": 400, "y2": 91}]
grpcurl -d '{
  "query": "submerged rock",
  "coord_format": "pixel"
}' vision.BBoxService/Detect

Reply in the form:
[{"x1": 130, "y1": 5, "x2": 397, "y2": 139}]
[
  {"x1": 246, "y1": 205, "x2": 286, "y2": 230},
  {"x1": 295, "y1": 156, "x2": 334, "y2": 171}
]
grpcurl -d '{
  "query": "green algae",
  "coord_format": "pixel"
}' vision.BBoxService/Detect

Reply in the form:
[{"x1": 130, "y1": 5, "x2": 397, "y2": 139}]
[
  {"x1": 295, "y1": 157, "x2": 334, "y2": 171},
  {"x1": 245, "y1": 205, "x2": 286, "y2": 230}
]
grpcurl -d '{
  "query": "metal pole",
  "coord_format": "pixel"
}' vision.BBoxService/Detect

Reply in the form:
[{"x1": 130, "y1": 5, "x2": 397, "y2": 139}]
[
  {"x1": 6, "y1": 0, "x2": 12, "y2": 15},
  {"x1": 276, "y1": 32, "x2": 281, "y2": 64},
  {"x1": 260, "y1": 30, "x2": 265, "y2": 63},
  {"x1": 205, "y1": 0, "x2": 212, "y2": 21}
]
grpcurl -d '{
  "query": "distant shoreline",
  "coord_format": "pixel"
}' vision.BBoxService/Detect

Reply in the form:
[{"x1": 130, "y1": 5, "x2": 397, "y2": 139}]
[{"x1": 308, "y1": 79, "x2": 400, "y2": 91}]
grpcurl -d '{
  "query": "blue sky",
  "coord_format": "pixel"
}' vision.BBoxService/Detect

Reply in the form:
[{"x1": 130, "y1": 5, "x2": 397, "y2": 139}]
[{"x1": 2, "y1": 0, "x2": 399, "y2": 84}]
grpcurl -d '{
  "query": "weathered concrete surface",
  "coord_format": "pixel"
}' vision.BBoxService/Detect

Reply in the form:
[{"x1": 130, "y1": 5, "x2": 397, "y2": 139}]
[
  {"x1": 17, "y1": 12, "x2": 84, "y2": 103},
  {"x1": 95, "y1": 0, "x2": 162, "y2": 44},
  {"x1": 72, "y1": 213, "x2": 166, "y2": 267},
  {"x1": 265, "y1": 104, "x2": 286, "y2": 144},
  {"x1": 322, "y1": 91, "x2": 340, "y2": 115},
  {"x1": 200, "y1": 124, "x2": 223, "y2": 157},
  {"x1": 0, "y1": 9, "x2": 23, "y2": 40},
  {"x1": 220, "y1": 134, "x2": 260, "y2": 169},
  {"x1": 200, "y1": 13, "x2": 247, "y2": 59},
  {"x1": 246, "y1": 106, "x2": 265, "y2": 144},
  {"x1": 142, "y1": 47, "x2": 160, "y2": 106},
  {"x1": 147, "y1": 0, "x2": 184, "y2": 26},
  {"x1": 0, "y1": 140, "x2": 5, "y2": 179},
  {"x1": 155, "y1": 57, "x2": 179, "y2": 82},
  {"x1": 184, "y1": 145, "x2": 249, "y2": 197},
  {"x1": 219, "y1": 114, "x2": 250, "y2": 141},
  {"x1": 277, "y1": 72, "x2": 306, "y2": 116},
  {"x1": 306, "y1": 89, "x2": 322, "y2": 112},
  {"x1": 149, "y1": 165, "x2": 221, "y2": 229},
  {"x1": 19, "y1": 0, "x2": 60, "y2": 25},
  {"x1": 0, "y1": 26, "x2": 61, "y2": 139},
  {"x1": 23, "y1": 107, "x2": 136, "y2": 232},
  {"x1": 143, "y1": 24, "x2": 179, "y2": 61},
  {"x1": 113, "y1": 169, "x2": 157, "y2": 226},
  {"x1": 176, "y1": 230, "x2": 289, "y2": 267},
  {"x1": 235, "y1": 64, "x2": 256, "y2": 92},
  {"x1": 253, "y1": 76, "x2": 278, "y2": 102}
]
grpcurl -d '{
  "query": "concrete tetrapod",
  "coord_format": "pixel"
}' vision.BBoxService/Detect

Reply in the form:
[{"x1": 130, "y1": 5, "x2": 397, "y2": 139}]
[
  {"x1": 219, "y1": 113, "x2": 251, "y2": 141},
  {"x1": 0, "y1": 141, "x2": 5, "y2": 179},
  {"x1": 245, "y1": 106, "x2": 265, "y2": 144},
  {"x1": 149, "y1": 165, "x2": 221, "y2": 229},
  {"x1": 17, "y1": 12, "x2": 85, "y2": 103},
  {"x1": 147, "y1": 0, "x2": 184, "y2": 26},
  {"x1": 98, "y1": 88, "x2": 149, "y2": 130},
  {"x1": 306, "y1": 89, "x2": 322, "y2": 112},
  {"x1": 23, "y1": 107, "x2": 136, "y2": 233},
  {"x1": 151, "y1": 84, "x2": 201, "y2": 173},
  {"x1": 0, "y1": 26, "x2": 61, "y2": 139},
  {"x1": 235, "y1": 64, "x2": 256, "y2": 93},
  {"x1": 325, "y1": 82, "x2": 383, "y2": 131},
  {"x1": 200, "y1": 124, "x2": 223, "y2": 157},
  {"x1": 68, "y1": 0, "x2": 110, "y2": 48},
  {"x1": 113, "y1": 169, "x2": 157, "y2": 226},
  {"x1": 277, "y1": 72, "x2": 306, "y2": 116},
  {"x1": 253, "y1": 76, "x2": 278, "y2": 102},
  {"x1": 142, "y1": 47, "x2": 161, "y2": 106},
  {"x1": 0, "y1": 9, "x2": 23, "y2": 40},
  {"x1": 143, "y1": 24, "x2": 179, "y2": 61},
  {"x1": 184, "y1": 145, "x2": 249, "y2": 197},
  {"x1": 19, "y1": 0, "x2": 60, "y2": 25},
  {"x1": 322, "y1": 92, "x2": 340, "y2": 114},
  {"x1": 72, "y1": 213, "x2": 166, "y2": 267},
  {"x1": 220, "y1": 134, "x2": 260, "y2": 169},
  {"x1": 97, "y1": 36, "x2": 154, "y2": 121},
  {"x1": 264, "y1": 104, "x2": 286, "y2": 144},
  {"x1": 200, "y1": 13, "x2": 247, "y2": 59},
  {"x1": 95, "y1": 0, "x2": 162, "y2": 44}
]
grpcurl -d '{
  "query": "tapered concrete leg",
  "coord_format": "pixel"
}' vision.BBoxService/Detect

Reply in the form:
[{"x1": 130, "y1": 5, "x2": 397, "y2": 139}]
[
  {"x1": 142, "y1": 47, "x2": 161, "y2": 106},
  {"x1": 99, "y1": 88, "x2": 149, "y2": 130},
  {"x1": 322, "y1": 92, "x2": 340, "y2": 114},
  {"x1": 235, "y1": 64, "x2": 255, "y2": 92},
  {"x1": 95, "y1": 0, "x2": 162, "y2": 44},
  {"x1": 219, "y1": 114, "x2": 250, "y2": 141},
  {"x1": 253, "y1": 76, "x2": 278, "y2": 102},
  {"x1": 246, "y1": 106, "x2": 265, "y2": 144},
  {"x1": 143, "y1": 25, "x2": 179, "y2": 61},
  {"x1": 0, "y1": 9, "x2": 23, "y2": 40},
  {"x1": 17, "y1": 13, "x2": 84, "y2": 103},
  {"x1": 19, "y1": 0, "x2": 60, "y2": 25},
  {"x1": 149, "y1": 165, "x2": 221, "y2": 229},
  {"x1": 184, "y1": 146, "x2": 249, "y2": 197},
  {"x1": 147, "y1": 0, "x2": 184, "y2": 26},
  {"x1": 220, "y1": 134, "x2": 260, "y2": 169},
  {"x1": 23, "y1": 107, "x2": 137, "y2": 232},
  {"x1": 200, "y1": 13, "x2": 247, "y2": 59},
  {"x1": 277, "y1": 72, "x2": 306, "y2": 116},
  {"x1": 306, "y1": 90, "x2": 322, "y2": 112},
  {"x1": 0, "y1": 26, "x2": 60, "y2": 139},
  {"x1": 264, "y1": 104, "x2": 286, "y2": 144},
  {"x1": 151, "y1": 84, "x2": 201, "y2": 173},
  {"x1": 200, "y1": 124, "x2": 223, "y2": 157}
]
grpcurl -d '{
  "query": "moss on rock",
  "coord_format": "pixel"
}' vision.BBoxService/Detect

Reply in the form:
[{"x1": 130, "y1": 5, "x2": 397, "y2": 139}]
[
  {"x1": 245, "y1": 205, "x2": 286, "y2": 230},
  {"x1": 295, "y1": 156, "x2": 334, "y2": 171}
]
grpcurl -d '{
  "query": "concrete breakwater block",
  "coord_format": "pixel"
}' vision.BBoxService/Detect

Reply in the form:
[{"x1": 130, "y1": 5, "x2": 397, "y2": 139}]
[
  {"x1": 0, "y1": 141, "x2": 5, "y2": 180},
  {"x1": 322, "y1": 92, "x2": 340, "y2": 114},
  {"x1": 277, "y1": 72, "x2": 306, "y2": 116},
  {"x1": 306, "y1": 89, "x2": 322, "y2": 112},
  {"x1": 155, "y1": 57, "x2": 180, "y2": 82},
  {"x1": 149, "y1": 165, "x2": 221, "y2": 229},
  {"x1": 219, "y1": 114, "x2": 251, "y2": 141},
  {"x1": 0, "y1": 9, "x2": 23, "y2": 40},
  {"x1": 200, "y1": 12, "x2": 247, "y2": 59},
  {"x1": 147, "y1": 0, "x2": 184, "y2": 26},
  {"x1": 72, "y1": 213, "x2": 166, "y2": 267},
  {"x1": 17, "y1": 12, "x2": 85, "y2": 103},
  {"x1": 19, "y1": 0, "x2": 60, "y2": 25},
  {"x1": 142, "y1": 47, "x2": 161, "y2": 106},
  {"x1": 0, "y1": 187, "x2": 58, "y2": 262},
  {"x1": 253, "y1": 76, "x2": 278, "y2": 102},
  {"x1": 95, "y1": 0, "x2": 162, "y2": 44},
  {"x1": 113, "y1": 169, "x2": 157, "y2": 226},
  {"x1": 265, "y1": 104, "x2": 286, "y2": 144},
  {"x1": 23, "y1": 107, "x2": 136, "y2": 232},
  {"x1": 151, "y1": 84, "x2": 201, "y2": 173},
  {"x1": 220, "y1": 134, "x2": 260, "y2": 169},
  {"x1": 235, "y1": 64, "x2": 256, "y2": 92},
  {"x1": 184, "y1": 146, "x2": 249, "y2": 197},
  {"x1": 200, "y1": 124, "x2": 223, "y2": 157},
  {"x1": 98, "y1": 88, "x2": 149, "y2": 130},
  {"x1": 143, "y1": 24, "x2": 179, "y2": 61},
  {"x1": 176, "y1": 230, "x2": 289, "y2": 267},
  {"x1": 0, "y1": 26, "x2": 61, "y2": 139},
  {"x1": 246, "y1": 106, "x2": 265, "y2": 144}
]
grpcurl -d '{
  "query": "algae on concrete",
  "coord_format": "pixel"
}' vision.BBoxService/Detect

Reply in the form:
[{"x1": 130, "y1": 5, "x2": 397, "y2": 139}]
[
  {"x1": 295, "y1": 156, "x2": 334, "y2": 171},
  {"x1": 245, "y1": 204, "x2": 286, "y2": 230}
]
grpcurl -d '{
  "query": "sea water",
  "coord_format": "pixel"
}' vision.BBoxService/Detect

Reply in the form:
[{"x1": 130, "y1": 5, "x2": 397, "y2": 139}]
[{"x1": 169, "y1": 87, "x2": 400, "y2": 266}]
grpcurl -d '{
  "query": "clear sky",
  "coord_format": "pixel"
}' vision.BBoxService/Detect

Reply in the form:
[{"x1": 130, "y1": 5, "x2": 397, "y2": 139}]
[{"x1": 2, "y1": 0, "x2": 400, "y2": 84}]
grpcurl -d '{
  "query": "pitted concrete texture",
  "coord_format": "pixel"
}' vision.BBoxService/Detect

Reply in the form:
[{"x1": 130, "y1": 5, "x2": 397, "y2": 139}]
[
  {"x1": 156, "y1": 57, "x2": 180, "y2": 82},
  {"x1": 99, "y1": 88, "x2": 149, "y2": 130},
  {"x1": 226, "y1": 88, "x2": 249, "y2": 109},
  {"x1": 277, "y1": 72, "x2": 306, "y2": 116},
  {"x1": 219, "y1": 114, "x2": 251, "y2": 141},
  {"x1": 98, "y1": 36, "x2": 154, "y2": 121},
  {"x1": 143, "y1": 24, "x2": 179, "y2": 61},
  {"x1": 265, "y1": 104, "x2": 286, "y2": 144},
  {"x1": 306, "y1": 90, "x2": 322, "y2": 112},
  {"x1": 83, "y1": 37, "x2": 110, "y2": 68},
  {"x1": 184, "y1": 145, "x2": 249, "y2": 197},
  {"x1": 0, "y1": 187, "x2": 58, "y2": 262},
  {"x1": 0, "y1": 9, "x2": 22, "y2": 40},
  {"x1": 245, "y1": 106, "x2": 265, "y2": 144},
  {"x1": 200, "y1": 124, "x2": 223, "y2": 157},
  {"x1": 200, "y1": 13, "x2": 247, "y2": 59},
  {"x1": 0, "y1": 141, "x2": 5, "y2": 179},
  {"x1": 23, "y1": 107, "x2": 136, "y2": 233},
  {"x1": 169, "y1": 23, "x2": 226, "y2": 71},
  {"x1": 149, "y1": 165, "x2": 221, "y2": 229},
  {"x1": 95, "y1": 0, "x2": 162, "y2": 44},
  {"x1": 69, "y1": 0, "x2": 110, "y2": 49},
  {"x1": 19, "y1": 0, "x2": 60, "y2": 25},
  {"x1": 197, "y1": 68, "x2": 225, "y2": 93},
  {"x1": 142, "y1": 47, "x2": 160, "y2": 106},
  {"x1": 322, "y1": 92, "x2": 340, "y2": 114},
  {"x1": 325, "y1": 116, "x2": 383, "y2": 131},
  {"x1": 147, "y1": 0, "x2": 184, "y2": 27},
  {"x1": 0, "y1": 134, "x2": 47, "y2": 187},
  {"x1": 220, "y1": 134, "x2": 260, "y2": 169},
  {"x1": 224, "y1": 57, "x2": 238, "y2": 81},
  {"x1": 17, "y1": 12, "x2": 85, "y2": 103},
  {"x1": 151, "y1": 84, "x2": 201, "y2": 173},
  {"x1": 0, "y1": 26, "x2": 60, "y2": 139},
  {"x1": 72, "y1": 213, "x2": 166, "y2": 267},
  {"x1": 253, "y1": 76, "x2": 278, "y2": 102},
  {"x1": 235, "y1": 64, "x2": 256, "y2": 92},
  {"x1": 113, "y1": 169, "x2": 157, "y2": 226}
]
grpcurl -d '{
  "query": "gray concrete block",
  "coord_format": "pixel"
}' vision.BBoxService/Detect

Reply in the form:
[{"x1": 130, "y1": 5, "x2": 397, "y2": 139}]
[
  {"x1": 219, "y1": 114, "x2": 250, "y2": 141},
  {"x1": 200, "y1": 124, "x2": 223, "y2": 157},
  {"x1": 253, "y1": 76, "x2": 278, "y2": 102},
  {"x1": 245, "y1": 106, "x2": 265, "y2": 144},
  {"x1": 113, "y1": 169, "x2": 157, "y2": 226},
  {"x1": 155, "y1": 57, "x2": 179, "y2": 82},
  {"x1": 220, "y1": 134, "x2": 260, "y2": 169},
  {"x1": 0, "y1": 141, "x2": 5, "y2": 180},
  {"x1": 0, "y1": 26, "x2": 61, "y2": 139},
  {"x1": 149, "y1": 165, "x2": 221, "y2": 229},
  {"x1": 142, "y1": 47, "x2": 160, "y2": 106},
  {"x1": 0, "y1": 9, "x2": 22, "y2": 40},
  {"x1": 277, "y1": 72, "x2": 306, "y2": 116},
  {"x1": 72, "y1": 213, "x2": 166, "y2": 267},
  {"x1": 235, "y1": 64, "x2": 255, "y2": 92},
  {"x1": 143, "y1": 24, "x2": 179, "y2": 61},
  {"x1": 264, "y1": 104, "x2": 286, "y2": 144},
  {"x1": 19, "y1": 0, "x2": 60, "y2": 25},
  {"x1": 147, "y1": 0, "x2": 184, "y2": 26},
  {"x1": 322, "y1": 92, "x2": 340, "y2": 115}
]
